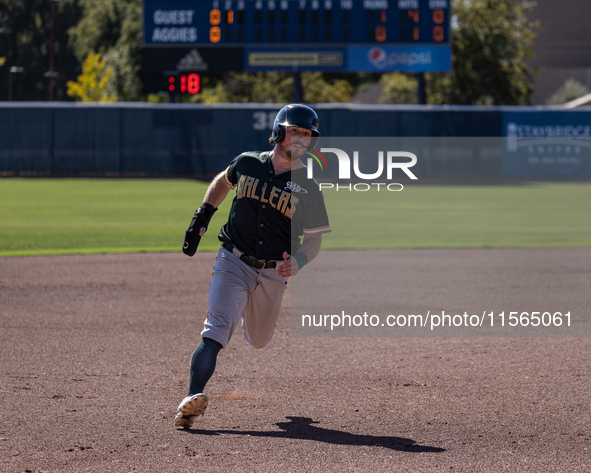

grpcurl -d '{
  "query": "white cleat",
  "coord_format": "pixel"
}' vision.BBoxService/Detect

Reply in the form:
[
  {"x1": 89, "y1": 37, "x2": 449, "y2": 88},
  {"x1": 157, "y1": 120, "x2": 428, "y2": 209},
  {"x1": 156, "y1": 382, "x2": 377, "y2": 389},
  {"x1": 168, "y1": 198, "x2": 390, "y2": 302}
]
[{"x1": 174, "y1": 393, "x2": 209, "y2": 429}]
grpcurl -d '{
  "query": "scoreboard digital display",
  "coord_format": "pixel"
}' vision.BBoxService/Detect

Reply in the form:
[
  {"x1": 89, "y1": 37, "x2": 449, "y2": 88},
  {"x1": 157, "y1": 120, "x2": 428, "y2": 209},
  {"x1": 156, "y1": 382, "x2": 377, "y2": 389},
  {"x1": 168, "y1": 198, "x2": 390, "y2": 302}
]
[
  {"x1": 142, "y1": 0, "x2": 451, "y2": 93},
  {"x1": 166, "y1": 72, "x2": 201, "y2": 94},
  {"x1": 146, "y1": 0, "x2": 450, "y2": 46}
]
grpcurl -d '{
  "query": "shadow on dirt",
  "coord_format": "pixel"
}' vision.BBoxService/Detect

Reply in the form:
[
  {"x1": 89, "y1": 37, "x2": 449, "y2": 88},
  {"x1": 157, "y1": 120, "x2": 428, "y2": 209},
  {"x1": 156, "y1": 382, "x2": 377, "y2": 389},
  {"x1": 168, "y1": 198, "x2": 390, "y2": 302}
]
[{"x1": 186, "y1": 416, "x2": 445, "y2": 452}]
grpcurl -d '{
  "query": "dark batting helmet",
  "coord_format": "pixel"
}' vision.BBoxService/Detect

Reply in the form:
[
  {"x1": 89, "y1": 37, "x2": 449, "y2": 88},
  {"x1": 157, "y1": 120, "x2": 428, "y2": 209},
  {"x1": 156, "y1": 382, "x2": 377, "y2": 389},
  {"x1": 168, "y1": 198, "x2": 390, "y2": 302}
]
[{"x1": 270, "y1": 104, "x2": 320, "y2": 148}]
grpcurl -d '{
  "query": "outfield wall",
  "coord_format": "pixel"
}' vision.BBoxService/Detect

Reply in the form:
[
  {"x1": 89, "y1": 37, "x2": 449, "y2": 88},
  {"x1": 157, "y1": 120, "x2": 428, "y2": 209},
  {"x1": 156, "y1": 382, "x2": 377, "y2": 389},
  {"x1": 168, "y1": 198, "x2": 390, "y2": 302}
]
[{"x1": 1, "y1": 103, "x2": 590, "y2": 179}]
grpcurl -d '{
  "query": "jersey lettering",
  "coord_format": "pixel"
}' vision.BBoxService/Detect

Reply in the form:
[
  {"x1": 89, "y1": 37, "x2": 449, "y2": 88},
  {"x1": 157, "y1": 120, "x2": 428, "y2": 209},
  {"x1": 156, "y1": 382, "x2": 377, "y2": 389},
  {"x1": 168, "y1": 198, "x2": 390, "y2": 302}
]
[
  {"x1": 277, "y1": 190, "x2": 291, "y2": 214},
  {"x1": 285, "y1": 195, "x2": 299, "y2": 218},
  {"x1": 259, "y1": 182, "x2": 269, "y2": 203},
  {"x1": 268, "y1": 186, "x2": 280, "y2": 209},
  {"x1": 244, "y1": 176, "x2": 255, "y2": 198},
  {"x1": 236, "y1": 175, "x2": 247, "y2": 199},
  {"x1": 236, "y1": 174, "x2": 298, "y2": 219},
  {"x1": 250, "y1": 179, "x2": 260, "y2": 200}
]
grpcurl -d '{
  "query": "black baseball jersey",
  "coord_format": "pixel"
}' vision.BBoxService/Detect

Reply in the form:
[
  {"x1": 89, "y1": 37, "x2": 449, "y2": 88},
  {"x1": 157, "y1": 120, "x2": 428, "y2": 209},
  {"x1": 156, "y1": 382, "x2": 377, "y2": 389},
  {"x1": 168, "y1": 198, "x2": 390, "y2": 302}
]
[{"x1": 218, "y1": 151, "x2": 331, "y2": 260}]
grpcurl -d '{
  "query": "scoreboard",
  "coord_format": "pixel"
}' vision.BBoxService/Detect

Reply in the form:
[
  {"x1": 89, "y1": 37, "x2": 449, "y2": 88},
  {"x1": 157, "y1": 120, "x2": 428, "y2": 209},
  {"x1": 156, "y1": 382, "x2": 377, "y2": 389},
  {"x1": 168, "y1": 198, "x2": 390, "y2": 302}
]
[
  {"x1": 146, "y1": 0, "x2": 450, "y2": 46},
  {"x1": 142, "y1": 0, "x2": 451, "y2": 92}
]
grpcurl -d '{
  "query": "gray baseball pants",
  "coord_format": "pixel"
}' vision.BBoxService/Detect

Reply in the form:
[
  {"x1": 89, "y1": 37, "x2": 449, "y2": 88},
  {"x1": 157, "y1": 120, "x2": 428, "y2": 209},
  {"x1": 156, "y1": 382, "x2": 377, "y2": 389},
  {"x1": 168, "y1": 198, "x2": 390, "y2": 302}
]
[{"x1": 200, "y1": 247, "x2": 288, "y2": 349}]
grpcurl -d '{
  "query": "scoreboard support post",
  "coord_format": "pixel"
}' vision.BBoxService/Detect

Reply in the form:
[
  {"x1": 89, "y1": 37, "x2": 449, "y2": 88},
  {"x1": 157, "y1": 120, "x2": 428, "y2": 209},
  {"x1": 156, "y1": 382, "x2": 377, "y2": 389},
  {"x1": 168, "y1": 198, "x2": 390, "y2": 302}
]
[
  {"x1": 293, "y1": 72, "x2": 302, "y2": 103},
  {"x1": 418, "y1": 73, "x2": 426, "y2": 105}
]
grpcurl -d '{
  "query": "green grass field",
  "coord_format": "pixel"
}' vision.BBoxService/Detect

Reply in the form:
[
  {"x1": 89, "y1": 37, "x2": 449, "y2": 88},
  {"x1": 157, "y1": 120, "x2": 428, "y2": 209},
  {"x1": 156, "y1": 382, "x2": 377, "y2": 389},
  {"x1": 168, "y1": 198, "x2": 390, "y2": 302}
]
[{"x1": 0, "y1": 179, "x2": 590, "y2": 256}]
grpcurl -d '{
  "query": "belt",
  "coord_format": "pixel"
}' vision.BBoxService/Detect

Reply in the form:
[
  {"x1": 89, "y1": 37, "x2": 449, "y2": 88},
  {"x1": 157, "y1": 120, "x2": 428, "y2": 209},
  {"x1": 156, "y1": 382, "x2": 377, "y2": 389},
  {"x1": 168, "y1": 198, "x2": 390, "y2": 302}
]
[{"x1": 222, "y1": 243, "x2": 277, "y2": 270}]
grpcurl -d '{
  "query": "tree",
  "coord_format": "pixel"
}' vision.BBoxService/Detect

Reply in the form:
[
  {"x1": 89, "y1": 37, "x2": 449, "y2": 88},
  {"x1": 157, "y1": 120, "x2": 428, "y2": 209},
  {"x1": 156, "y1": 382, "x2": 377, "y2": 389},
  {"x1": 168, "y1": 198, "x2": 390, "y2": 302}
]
[
  {"x1": 428, "y1": 0, "x2": 539, "y2": 105},
  {"x1": 190, "y1": 72, "x2": 354, "y2": 104},
  {"x1": 68, "y1": 0, "x2": 142, "y2": 101},
  {"x1": 66, "y1": 52, "x2": 117, "y2": 101},
  {"x1": 187, "y1": 79, "x2": 228, "y2": 104},
  {"x1": 0, "y1": 0, "x2": 84, "y2": 101},
  {"x1": 104, "y1": 0, "x2": 142, "y2": 101},
  {"x1": 378, "y1": 73, "x2": 418, "y2": 104},
  {"x1": 301, "y1": 72, "x2": 353, "y2": 103},
  {"x1": 546, "y1": 79, "x2": 590, "y2": 105},
  {"x1": 68, "y1": 0, "x2": 126, "y2": 60},
  {"x1": 224, "y1": 72, "x2": 295, "y2": 103}
]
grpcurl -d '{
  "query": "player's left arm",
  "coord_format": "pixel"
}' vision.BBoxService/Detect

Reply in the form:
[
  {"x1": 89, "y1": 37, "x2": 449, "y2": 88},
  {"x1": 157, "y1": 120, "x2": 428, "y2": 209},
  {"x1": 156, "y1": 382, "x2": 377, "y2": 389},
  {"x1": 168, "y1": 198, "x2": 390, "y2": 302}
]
[
  {"x1": 278, "y1": 234, "x2": 322, "y2": 278},
  {"x1": 278, "y1": 185, "x2": 330, "y2": 276},
  {"x1": 297, "y1": 233, "x2": 322, "y2": 265}
]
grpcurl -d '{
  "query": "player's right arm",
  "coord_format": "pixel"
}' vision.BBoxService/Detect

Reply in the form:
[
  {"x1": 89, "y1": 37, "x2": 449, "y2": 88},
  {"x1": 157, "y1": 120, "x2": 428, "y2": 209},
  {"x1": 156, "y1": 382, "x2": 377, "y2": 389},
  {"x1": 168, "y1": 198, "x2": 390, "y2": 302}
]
[
  {"x1": 201, "y1": 170, "x2": 233, "y2": 211},
  {"x1": 182, "y1": 170, "x2": 234, "y2": 256},
  {"x1": 193, "y1": 170, "x2": 234, "y2": 238}
]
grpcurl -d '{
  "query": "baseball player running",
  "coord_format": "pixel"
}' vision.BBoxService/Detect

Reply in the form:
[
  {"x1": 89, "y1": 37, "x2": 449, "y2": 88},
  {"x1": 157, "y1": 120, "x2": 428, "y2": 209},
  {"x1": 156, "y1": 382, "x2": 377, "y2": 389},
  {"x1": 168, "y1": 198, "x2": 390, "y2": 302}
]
[{"x1": 175, "y1": 104, "x2": 331, "y2": 429}]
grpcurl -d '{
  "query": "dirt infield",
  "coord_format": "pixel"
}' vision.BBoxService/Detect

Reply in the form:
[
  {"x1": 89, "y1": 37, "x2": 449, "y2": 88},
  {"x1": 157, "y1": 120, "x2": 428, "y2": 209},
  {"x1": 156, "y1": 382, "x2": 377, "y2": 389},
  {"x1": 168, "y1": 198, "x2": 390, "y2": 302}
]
[{"x1": 1, "y1": 249, "x2": 590, "y2": 472}]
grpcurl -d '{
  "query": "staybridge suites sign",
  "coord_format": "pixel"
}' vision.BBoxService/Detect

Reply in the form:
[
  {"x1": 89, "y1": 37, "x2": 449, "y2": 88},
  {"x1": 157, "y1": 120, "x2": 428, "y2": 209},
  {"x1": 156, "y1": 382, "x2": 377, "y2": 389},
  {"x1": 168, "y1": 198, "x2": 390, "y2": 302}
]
[{"x1": 503, "y1": 111, "x2": 591, "y2": 178}]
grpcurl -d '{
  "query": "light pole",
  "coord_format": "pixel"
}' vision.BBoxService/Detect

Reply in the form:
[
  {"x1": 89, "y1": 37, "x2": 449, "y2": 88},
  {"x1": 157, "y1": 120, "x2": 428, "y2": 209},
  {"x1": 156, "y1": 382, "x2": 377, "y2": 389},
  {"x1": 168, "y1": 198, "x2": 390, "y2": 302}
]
[{"x1": 47, "y1": 0, "x2": 62, "y2": 101}]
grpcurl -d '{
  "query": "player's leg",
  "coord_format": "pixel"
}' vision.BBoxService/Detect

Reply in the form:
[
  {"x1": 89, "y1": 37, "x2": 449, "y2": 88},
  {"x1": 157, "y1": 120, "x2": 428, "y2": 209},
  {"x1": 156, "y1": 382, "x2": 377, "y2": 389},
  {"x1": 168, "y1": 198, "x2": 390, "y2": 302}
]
[
  {"x1": 242, "y1": 269, "x2": 288, "y2": 349},
  {"x1": 199, "y1": 247, "x2": 259, "y2": 351},
  {"x1": 176, "y1": 248, "x2": 257, "y2": 428},
  {"x1": 188, "y1": 337, "x2": 222, "y2": 395},
  {"x1": 175, "y1": 337, "x2": 222, "y2": 429}
]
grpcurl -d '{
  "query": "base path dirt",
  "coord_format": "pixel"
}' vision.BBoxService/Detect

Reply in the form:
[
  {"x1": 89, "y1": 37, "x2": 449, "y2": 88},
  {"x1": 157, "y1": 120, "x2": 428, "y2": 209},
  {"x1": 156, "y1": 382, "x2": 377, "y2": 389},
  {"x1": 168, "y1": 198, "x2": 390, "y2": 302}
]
[{"x1": 1, "y1": 249, "x2": 590, "y2": 472}]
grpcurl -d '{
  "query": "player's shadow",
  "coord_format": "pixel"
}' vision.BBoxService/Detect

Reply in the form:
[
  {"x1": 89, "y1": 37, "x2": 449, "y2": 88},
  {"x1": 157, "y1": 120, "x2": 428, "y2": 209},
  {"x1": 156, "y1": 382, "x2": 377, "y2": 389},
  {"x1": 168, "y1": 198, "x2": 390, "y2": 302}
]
[{"x1": 188, "y1": 416, "x2": 444, "y2": 452}]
